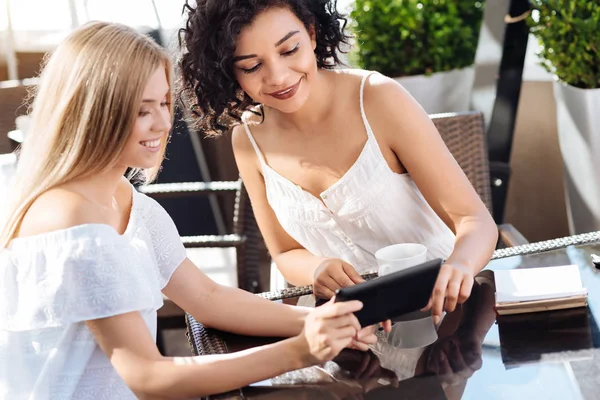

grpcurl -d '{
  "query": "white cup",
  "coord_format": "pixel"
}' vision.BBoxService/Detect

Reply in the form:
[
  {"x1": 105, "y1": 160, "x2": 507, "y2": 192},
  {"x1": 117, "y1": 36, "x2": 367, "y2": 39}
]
[
  {"x1": 375, "y1": 243, "x2": 436, "y2": 349},
  {"x1": 375, "y1": 243, "x2": 428, "y2": 276}
]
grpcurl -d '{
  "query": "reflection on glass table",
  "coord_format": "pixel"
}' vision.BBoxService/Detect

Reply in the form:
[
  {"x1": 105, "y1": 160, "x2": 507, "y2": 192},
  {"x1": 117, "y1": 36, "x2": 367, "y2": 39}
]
[{"x1": 190, "y1": 240, "x2": 600, "y2": 400}]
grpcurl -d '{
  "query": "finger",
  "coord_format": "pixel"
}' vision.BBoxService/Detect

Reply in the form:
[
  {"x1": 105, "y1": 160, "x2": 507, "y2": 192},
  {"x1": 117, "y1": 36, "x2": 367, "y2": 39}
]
[
  {"x1": 331, "y1": 268, "x2": 357, "y2": 289},
  {"x1": 458, "y1": 275, "x2": 474, "y2": 304},
  {"x1": 444, "y1": 278, "x2": 461, "y2": 313},
  {"x1": 315, "y1": 284, "x2": 337, "y2": 300},
  {"x1": 357, "y1": 325, "x2": 376, "y2": 339},
  {"x1": 356, "y1": 333, "x2": 378, "y2": 346},
  {"x1": 469, "y1": 353, "x2": 483, "y2": 371},
  {"x1": 331, "y1": 325, "x2": 359, "y2": 340},
  {"x1": 356, "y1": 325, "x2": 377, "y2": 340},
  {"x1": 330, "y1": 313, "x2": 362, "y2": 332},
  {"x1": 382, "y1": 319, "x2": 393, "y2": 333},
  {"x1": 432, "y1": 270, "x2": 451, "y2": 324},
  {"x1": 333, "y1": 337, "x2": 355, "y2": 359},
  {"x1": 318, "y1": 301, "x2": 363, "y2": 323},
  {"x1": 342, "y1": 262, "x2": 364, "y2": 284},
  {"x1": 316, "y1": 300, "x2": 361, "y2": 332},
  {"x1": 350, "y1": 340, "x2": 370, "y2": 352},
  {"x1": 421, "y1": 297, "x2": 432, "y2": 312},
  {"x1": 314, "y1": 277, "x2": 340, "y2": 299}
]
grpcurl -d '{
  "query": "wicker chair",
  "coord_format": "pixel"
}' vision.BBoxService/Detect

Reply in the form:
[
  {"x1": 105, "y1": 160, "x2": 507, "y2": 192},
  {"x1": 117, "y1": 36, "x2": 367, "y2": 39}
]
[
  {"x1": 138, "y1": 180, "x2": 270, "y2": 293},
  {"x1": 429, "y1": 111, "x2": 527, "y2": 247}
]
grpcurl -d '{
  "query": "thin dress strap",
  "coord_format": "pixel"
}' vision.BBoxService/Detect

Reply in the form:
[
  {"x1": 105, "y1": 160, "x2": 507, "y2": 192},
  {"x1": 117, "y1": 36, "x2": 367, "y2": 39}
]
[
  {"x1": 241, "y1": 118, "x2": 267, "y2": 166},
  {"x1": 359, "y1": 72, "x2": 378, "y2": 139}
]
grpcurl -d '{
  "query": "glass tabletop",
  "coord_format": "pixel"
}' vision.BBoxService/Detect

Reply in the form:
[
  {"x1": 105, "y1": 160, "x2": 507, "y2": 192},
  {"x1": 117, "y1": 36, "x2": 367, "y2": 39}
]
[{"x1": 196, "y1": 241, "x2": 600, "y2": 400}]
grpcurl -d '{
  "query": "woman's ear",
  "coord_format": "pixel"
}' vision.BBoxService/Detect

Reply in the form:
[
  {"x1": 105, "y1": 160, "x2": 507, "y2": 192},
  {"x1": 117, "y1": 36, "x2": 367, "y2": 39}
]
[{"x1": 309, "y1": 24, "x2": 317, "y2": 50}]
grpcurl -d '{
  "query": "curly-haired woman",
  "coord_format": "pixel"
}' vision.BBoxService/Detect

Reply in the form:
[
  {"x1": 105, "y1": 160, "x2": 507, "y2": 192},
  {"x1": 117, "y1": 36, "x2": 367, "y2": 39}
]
[{"x1": 179, "y1": 0, "x2": 498, "y2": 325}]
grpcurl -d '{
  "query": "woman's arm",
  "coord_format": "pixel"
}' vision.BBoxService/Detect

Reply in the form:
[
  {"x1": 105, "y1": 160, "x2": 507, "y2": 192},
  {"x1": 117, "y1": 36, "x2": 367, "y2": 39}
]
[
  {"x1": 88, "y1": 300, "x2": 364, "y2": 399},
  {"x1": 87, "y1": 312, "x2": 305, "y2": 399},
  {"x1": 163, "y1": 257, "x2": 381, "y2": 349},
  {"x1": 163, "y1": 257, "x2": 308, "y2": 337},
  {"x1": 362, "y1": 73, "x2": 498, "y2": 323}
]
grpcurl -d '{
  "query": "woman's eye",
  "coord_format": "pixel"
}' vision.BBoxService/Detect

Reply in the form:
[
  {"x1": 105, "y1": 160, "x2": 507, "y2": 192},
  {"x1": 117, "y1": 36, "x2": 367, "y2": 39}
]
[
  {"x1": 138, "y1": 110, "x2": 151, "y2": 117},
  {"x1": 283, "y1": 43, "x2": 300, "y2": 56},
  {"x1": 242, "y1": 64, "x2": 262, "y2": 74},
  {"x1": 239, "y1": 43, "x2": 299, "y2": 74}
]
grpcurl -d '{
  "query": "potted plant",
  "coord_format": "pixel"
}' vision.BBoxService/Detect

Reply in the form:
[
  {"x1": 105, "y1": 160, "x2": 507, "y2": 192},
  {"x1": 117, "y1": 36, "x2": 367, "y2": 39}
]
[
  {"x1": 350, "y1": 0, "x2": 485, "y2": 113},
  {"x1": 529, "y1": 0, "x2": 600, "y2": 234}
]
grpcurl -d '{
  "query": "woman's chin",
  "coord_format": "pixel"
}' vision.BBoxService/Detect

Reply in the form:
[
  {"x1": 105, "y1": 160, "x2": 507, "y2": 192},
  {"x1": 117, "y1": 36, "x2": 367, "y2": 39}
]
[{"x1": 265, "y1": 97, "x2": 307, "y2": 114}]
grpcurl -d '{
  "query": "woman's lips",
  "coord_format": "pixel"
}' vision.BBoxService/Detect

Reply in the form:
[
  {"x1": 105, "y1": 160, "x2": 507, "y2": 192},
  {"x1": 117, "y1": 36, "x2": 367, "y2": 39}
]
[{"x1": 267, "y1": 78, "x2": 302, "y2": 100}]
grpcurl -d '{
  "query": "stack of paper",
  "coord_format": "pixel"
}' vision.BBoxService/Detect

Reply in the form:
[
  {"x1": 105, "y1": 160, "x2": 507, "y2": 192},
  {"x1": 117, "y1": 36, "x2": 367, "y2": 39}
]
[{"x1": 494, "y1": 265, "x2": 588, "y2": 315}]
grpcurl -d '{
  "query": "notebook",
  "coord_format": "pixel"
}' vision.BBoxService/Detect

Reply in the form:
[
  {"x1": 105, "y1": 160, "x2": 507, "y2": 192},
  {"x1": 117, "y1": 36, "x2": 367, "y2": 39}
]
[{"x1": 494, "y1": 265, "x2": 588, "y2": 315}]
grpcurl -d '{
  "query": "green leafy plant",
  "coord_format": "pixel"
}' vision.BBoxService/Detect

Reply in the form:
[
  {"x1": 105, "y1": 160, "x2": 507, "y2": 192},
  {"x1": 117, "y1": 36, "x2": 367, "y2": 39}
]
[
  {"x1": 529, "y1": 1, "x2": 600, "y2": 89},
  {"x1": 350, "y1": 0, "x2": 485, "y2": 77}
]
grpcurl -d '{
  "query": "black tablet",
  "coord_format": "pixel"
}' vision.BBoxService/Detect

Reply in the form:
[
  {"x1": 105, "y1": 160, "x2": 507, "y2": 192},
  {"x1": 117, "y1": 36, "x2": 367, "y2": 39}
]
[{"x1": 334, "y1": 258, "x2": 442, "y2": 327}]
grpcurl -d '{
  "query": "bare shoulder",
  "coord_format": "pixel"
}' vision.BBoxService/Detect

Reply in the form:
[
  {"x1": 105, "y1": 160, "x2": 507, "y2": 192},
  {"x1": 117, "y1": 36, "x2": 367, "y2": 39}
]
[
  {"x1": 231, "y1": 110, "x2": 267, "y2": 160},
  {"x1": 361, "y1": 72, "x2": 411, "y2": 105},
  {"x1": 231, "y1": 123, "x2": 253, "y2": 154},
  {"x1": 18, "y1": 187, "x2": 107, "y2": 237},
  {"x1": 232, "y1": 106, "x2": 262, "y2": 144},
  {"x1": 334, "y1": 68, "x2": 374, "y2": 82},
  {"x1": 360, "y1": 71, "x2": 430, "y2": 133},
  {"x1": 231, "y1": 123, "x2": 264, "y2": 180},
  {"x1": 331, "y1": 69, "x2": 367, "y2": 93},
  {"x1": 333, "y1": 69, "x2": 408, "y2": 109}
]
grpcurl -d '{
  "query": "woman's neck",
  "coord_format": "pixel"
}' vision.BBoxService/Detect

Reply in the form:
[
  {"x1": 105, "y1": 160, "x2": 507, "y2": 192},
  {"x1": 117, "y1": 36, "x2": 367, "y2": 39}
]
[
  {"x1": 269, "y1": 69, "x2": 339, "y2": 133},
  {"x1": 67, "y1": 166, "x2": 128, "y2": 209}
]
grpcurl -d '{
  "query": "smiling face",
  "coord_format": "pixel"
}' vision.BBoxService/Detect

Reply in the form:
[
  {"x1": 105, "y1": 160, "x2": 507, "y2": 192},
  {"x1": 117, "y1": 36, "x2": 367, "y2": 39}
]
[
  {"x1": 232, "y1": 6, "x2": 318, "y2": 114},
  {"x1": 117, "y1": 66, "x2": 172, "y2": 170}
]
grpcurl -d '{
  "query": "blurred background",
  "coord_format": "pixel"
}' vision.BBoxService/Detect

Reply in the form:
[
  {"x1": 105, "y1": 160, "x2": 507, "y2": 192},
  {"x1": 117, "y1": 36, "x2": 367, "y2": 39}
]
[
  {"x1": 0, "y1": 0, "x2": 571, "y2": 245},
  {"x1": 2, "y1": 0, "x2": 591, "y2": 354}
]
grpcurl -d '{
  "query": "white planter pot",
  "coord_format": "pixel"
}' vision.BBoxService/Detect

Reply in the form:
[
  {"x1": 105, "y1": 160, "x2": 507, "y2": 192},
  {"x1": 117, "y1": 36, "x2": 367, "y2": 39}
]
[
  {"x1": 553, "y1": 81, "x2": 600, "y2": 234},
  {"x1": 394, "y1": 66, "x2": 475, "y2": 114}
]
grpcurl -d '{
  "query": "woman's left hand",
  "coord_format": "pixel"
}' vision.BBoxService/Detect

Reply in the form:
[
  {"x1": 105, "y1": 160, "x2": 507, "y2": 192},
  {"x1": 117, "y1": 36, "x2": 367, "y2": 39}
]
[
  {"x1": 347, "y1": 319, "x2": 392, "y2": 351},
  {"x1": 347, "y1": 325, "x2": 378, "y2": 351},
  {"x1": 423, "y1": 262, "x2": 474, "y2": 325}
]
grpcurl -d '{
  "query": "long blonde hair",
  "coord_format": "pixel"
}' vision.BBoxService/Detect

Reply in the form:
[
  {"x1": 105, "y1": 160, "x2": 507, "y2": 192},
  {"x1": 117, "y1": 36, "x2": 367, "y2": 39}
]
[{"x1": 0, "y1": 21, "x2": 173, "y2": 248}]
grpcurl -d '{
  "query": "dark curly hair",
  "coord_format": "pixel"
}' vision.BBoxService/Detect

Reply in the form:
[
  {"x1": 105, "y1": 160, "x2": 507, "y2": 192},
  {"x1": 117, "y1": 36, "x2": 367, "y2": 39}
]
[{"x1": 178, "y1": 0, "x2": 351, "y2": 136}]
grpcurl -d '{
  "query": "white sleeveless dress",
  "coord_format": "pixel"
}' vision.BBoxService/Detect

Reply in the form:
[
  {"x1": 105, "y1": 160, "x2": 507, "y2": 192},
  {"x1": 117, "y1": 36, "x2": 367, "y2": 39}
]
[{"x1": 243, "y1": 72, "x2": 455, "y2": 281}]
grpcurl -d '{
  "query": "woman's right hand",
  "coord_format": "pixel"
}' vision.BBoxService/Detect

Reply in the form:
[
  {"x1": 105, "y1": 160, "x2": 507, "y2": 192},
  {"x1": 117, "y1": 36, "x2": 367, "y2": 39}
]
[
  {"x1": 298, "y1": 298, "x2": 364, "y2": 365},
  {"x1": 313, "y1": 258, "x2": 364, "y2": 299}
]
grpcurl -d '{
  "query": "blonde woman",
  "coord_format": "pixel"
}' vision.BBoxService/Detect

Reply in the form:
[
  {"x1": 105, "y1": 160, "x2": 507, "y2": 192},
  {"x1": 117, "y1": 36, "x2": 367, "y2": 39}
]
[{"x1": 0, "y1": 22, "x2": 384, "y2": 399}]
